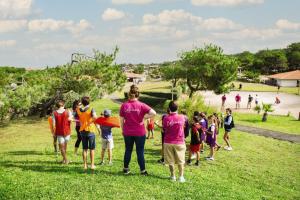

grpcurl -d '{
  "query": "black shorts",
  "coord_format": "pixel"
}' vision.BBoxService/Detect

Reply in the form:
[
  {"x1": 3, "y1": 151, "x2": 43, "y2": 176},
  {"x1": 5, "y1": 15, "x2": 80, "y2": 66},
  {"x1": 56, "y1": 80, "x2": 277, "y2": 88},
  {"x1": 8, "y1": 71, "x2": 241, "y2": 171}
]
[{"x1": 80, "y1": 131, "x2": 96, "y2": 150}]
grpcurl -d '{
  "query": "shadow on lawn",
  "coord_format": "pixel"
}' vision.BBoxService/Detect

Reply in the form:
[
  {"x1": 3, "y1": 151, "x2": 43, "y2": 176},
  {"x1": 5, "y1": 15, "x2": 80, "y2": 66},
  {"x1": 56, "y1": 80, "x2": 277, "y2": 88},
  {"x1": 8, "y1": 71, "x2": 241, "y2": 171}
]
[
  {"x1": 5, "y1": 150, "x2": 53, "y2": 156},
  {"x1": 238, "y1": 119, "x2": 261, "y2": 123}
]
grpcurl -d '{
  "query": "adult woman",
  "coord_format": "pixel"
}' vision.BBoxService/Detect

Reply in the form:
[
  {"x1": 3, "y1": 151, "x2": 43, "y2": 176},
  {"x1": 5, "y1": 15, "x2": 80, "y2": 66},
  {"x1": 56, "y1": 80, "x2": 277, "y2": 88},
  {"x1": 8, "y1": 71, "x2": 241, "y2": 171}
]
[{"x1": 119, "y1": 85, "x2": 156, "y2": 175}]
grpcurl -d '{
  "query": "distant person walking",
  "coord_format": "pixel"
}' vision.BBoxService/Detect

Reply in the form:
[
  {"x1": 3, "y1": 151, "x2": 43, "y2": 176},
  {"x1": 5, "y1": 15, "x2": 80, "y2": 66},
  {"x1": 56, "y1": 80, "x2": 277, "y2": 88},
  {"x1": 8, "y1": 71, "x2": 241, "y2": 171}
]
[
  {"x1": 53, "y1": 100, "x2": 73, "y2": 164},
  {"x1": 247, "y1": 94, "x2": 253, "y2": 109},
  {"x1": 223, "y1": 108, "x2": 234, "y2": 151},
  {"x1": 163, "y1": 101, "x2": 187, "y2": 183},
  {"x1": 120, "y1": 85, "x2": 156, "y2": 175},
  {"x1": 47, "y1": 108, "x2": 58, "y2": 153},
  {"x1": 239, "y1": 83, "x2": 242, "y2": 90},
  {"x1": 73, "y1": 100, "x2": 82, "y2": 155},
  {"x1": 255, "y1": 94, "x2": 259, "y2": 106},
  {"x1": 221, "y1": 94, "x2": 226, "y2": 110},
  {"x1": 235, "y1": 94, "x2": 241, "y2": 109}
]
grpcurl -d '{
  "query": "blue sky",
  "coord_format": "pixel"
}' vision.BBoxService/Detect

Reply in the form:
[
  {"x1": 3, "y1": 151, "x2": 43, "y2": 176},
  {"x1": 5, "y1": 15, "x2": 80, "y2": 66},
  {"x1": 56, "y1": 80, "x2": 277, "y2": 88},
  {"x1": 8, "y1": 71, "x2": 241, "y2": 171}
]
[{"x1": 0, "y1": 0, "x2": 300, "y2": 67}]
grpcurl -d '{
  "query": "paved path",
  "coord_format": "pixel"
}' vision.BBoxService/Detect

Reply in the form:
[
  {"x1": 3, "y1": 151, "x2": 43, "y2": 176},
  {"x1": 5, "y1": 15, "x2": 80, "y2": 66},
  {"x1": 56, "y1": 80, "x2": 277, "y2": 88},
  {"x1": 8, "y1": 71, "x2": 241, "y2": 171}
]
[
  {"x1": 200, "y1": 91, "x2": 300, "y2": 118},
  {"x1": 235, "y1": 124, "x2": 300, "y2": 143}
]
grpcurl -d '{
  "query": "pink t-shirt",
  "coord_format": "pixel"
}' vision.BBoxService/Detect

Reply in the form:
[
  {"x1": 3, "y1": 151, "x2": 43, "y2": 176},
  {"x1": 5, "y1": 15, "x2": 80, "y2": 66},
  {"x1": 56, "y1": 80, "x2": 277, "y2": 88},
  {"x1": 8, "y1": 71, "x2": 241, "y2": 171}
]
[
  {"x1": 119, "y1": 100, "x2": 151, "y2": 136},
  {"x1": 163, "y1": 113, "x2": 186, "y2": 145}
]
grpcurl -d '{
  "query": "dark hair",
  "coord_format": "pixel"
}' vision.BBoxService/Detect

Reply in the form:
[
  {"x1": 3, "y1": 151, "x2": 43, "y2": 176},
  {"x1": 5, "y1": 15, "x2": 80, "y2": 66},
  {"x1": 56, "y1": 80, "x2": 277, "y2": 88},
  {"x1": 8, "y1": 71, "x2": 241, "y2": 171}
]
[
  {"x1": 56, "y1": 100, "x2": 65, "y2": 108},
  {"x1": 168, "y1": 101, "x2": 178, "y2": 112},
  {"x1": 81, "y1": 96, "x2": 90, "y2": 106},
  {"x1": 200, "y1": 112, "x2": 206, "y2": 119},
  {"x1": 46, "y1": 108, "x2": 53, "y2": 116},
  {"x1": 207, "y1": 115, "x2": 214, "y2": 120},
  {"x1": 181, "y1": 110, "x2": 187, "y2": 115},
  {"x1": 226, "y1": 108, "x2": 232, "y2": 114},
  {"x1": 128, "y1": 85, "x2": 139, "y2": 99},
  {"x1": 72, "y1": 100, "x2": 80, "y2": 111},
  {"x1": 193, "y1": 111, "x2": 200, "y2": 117}
]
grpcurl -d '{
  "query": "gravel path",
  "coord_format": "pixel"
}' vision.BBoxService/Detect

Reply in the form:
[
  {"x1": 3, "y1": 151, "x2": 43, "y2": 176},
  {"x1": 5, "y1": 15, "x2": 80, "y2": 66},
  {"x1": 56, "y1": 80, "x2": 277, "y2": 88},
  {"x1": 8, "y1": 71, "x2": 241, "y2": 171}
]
[{"x1": 235, "y1": 124, "x2": 300, "y2": 143}]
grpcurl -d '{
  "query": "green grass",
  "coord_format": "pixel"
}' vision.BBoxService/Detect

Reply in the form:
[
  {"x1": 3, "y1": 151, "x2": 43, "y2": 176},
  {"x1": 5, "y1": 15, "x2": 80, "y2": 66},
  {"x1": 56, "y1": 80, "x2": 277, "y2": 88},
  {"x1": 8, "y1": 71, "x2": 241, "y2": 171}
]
[
  {"x1": 0, "y1": 98, "x2": 299, "y2": 199},
  {"x1": 234, "y1": 112, "x2": 300, "y2": 135},
  {"x1": 233, "y1": 81, "x2": 300, "y2": 95}
]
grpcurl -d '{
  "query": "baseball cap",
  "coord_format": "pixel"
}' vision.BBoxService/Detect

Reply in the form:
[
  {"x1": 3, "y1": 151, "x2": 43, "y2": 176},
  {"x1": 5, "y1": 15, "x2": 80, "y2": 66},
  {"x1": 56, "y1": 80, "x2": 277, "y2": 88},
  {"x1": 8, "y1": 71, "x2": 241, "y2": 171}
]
[{"x1": 103, "y1": 109, "x2": 111, "y2": 117}]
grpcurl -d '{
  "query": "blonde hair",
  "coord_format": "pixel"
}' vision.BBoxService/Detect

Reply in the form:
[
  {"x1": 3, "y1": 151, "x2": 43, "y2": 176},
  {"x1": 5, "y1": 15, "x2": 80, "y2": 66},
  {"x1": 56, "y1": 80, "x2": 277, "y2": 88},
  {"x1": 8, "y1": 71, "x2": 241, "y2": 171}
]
[{"x1": 128, "y1": 84, "x2": 139, "y2": 99}]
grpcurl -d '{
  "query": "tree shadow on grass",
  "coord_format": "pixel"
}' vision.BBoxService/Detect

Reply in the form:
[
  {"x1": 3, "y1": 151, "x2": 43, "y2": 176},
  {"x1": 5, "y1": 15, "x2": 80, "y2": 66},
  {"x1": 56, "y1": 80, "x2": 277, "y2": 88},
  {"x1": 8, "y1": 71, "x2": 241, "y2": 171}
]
[
  {"x1": 238, "y1": 118, "x2": 261, "y2": 123},
  {"x1": 4, "y1": 150, "x2": 53, "y2": 156}
]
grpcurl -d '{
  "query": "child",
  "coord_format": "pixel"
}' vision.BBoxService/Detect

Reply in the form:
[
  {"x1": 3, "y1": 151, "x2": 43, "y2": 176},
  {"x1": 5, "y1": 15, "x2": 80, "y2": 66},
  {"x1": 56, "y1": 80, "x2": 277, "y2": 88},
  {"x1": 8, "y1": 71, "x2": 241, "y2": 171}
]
[
  {"x1": 199, "y1": 112, "x2": 208, "y2": 153},
  {"x1": 187, "y1": 116, "x2": 201, "y2": 166},
  {"x1": 235, "y1": 94, "x2": 241, "y2": 109},
  {"x1": 146, "y1": 118, "x2": 155, "y2": 139},
  {"x1": 47, "y1": 109, "x2": 57, "y2": 153},
  {"x1": 99, "y1": 109, "x2": 114, "y2": 165},
  {"x1": 223, "y1": 108, "x2": 234, "y2": 151},
  {"x1": 213, "y1": 113, "x2": 221, "y2": 151},
  {"x1": 77, "y1": 96, "x2": 100, "y2": 170},
  {"x1": 206, "y1": 115, "x2": 217, "y2": 161},
  {"x1": 52, "y1": 100, "x2": 73, "y2": 164},
  {"x1": 73, "y1": 100, "x2": 82, "y2": 155}
]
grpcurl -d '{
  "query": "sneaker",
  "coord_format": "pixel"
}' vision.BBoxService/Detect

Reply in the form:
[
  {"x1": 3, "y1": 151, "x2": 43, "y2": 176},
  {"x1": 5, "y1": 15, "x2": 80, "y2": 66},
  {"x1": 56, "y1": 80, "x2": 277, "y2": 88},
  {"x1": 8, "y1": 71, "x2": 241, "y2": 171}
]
[
  {"x1": 216, "y1": 146, "x2": 221, "y2": 151},
  {"x1": 200, "y1": 150, "x2": 204, "y2": 153},
  {"x1": 178, "y1": 176, "x2": 186, "y2": 183},
  {"x1": 123, "y1": 168, "x2": 130, "y2": 175},
  {"x1": 186, "y1": 159, "x2": 192, "y2": 166},
  {"x1": 90, "y1": 165, "x2": 96, "y2": 170},
  {"x1": 195, "y1": 162, "x2": 200, "y2": 166},
  {"x1": 170, "y1": 176, "x2": 176, "y2": 181},
  {"x1": 206, "y1": 157, "x2": 214, "y2": 161},
  {"x1": 99, "y1": 161, "x2": 105, "y2": 165},
  {"x1": 227, "y1": 146, "x2": 233, "y2": 151},
  {"x1": 224, "y1": 146, "x2": 229, "y2": 150},
  {"x1": 141, "y1": 170, "x2": 148, "y2": 176},
  {"x1": 157, "y1": 158, "x2": 164, "y2": 164},
  {"x1": 108, "y1": 161, "x2": 113, "y2": 166}
]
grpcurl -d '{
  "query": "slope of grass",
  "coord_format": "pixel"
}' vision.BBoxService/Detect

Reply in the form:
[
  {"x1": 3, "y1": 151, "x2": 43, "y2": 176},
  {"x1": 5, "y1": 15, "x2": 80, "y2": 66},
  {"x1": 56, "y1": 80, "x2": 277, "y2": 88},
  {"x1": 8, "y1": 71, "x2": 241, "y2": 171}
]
[
  {"x1": 0, "y1": 98, "x2": 299, "y2": 200},
  {"x1": 233, "y1": 81, "x2": 299, "y2": 95},
  {"x1": 234, "y1": 112, "x2": 300, "y2": 135}
]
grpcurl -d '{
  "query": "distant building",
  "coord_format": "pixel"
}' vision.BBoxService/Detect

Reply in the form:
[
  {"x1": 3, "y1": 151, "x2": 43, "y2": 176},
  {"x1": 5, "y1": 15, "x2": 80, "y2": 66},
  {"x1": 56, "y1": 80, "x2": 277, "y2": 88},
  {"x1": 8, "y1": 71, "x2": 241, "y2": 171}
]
[
  {"x1": 268, "y1": 70, "x2": 300, "y2": 87},
  {"x1": 125, "y1": 72, "x2": 146, "y2": 84}
]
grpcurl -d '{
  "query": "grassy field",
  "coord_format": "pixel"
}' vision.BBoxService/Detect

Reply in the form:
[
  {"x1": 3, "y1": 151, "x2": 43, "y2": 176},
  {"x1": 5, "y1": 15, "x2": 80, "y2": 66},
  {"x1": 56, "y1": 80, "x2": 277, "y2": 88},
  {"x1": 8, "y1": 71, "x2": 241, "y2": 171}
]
[
  {"x1": 0, "y1": 98, "x2": 299, "y2": 200},
  {"x1": 234, "y1": 113, "x2": 300, "y2": 135},
  {"x1": 233, "y1": 81, "x2": 300, "y2": 95}
]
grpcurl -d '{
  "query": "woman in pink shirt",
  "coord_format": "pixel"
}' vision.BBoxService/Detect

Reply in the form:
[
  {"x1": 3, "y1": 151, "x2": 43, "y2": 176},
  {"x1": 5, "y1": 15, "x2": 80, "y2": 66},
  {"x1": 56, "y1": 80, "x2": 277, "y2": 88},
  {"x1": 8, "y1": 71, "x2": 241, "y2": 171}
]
[
  {"x1": 163, "y1": 101, "x2": 187, "y2": 183},
  {"x1": 119, "y1": 85, "x2": 156, "y2": 175}
]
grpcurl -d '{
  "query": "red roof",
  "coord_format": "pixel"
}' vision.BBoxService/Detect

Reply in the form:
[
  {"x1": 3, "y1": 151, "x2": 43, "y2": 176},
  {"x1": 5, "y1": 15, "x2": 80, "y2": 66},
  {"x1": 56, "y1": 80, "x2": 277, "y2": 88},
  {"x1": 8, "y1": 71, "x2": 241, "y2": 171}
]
[{"x1": 268, "y1": 70, "x2": 300, "y2": 80}]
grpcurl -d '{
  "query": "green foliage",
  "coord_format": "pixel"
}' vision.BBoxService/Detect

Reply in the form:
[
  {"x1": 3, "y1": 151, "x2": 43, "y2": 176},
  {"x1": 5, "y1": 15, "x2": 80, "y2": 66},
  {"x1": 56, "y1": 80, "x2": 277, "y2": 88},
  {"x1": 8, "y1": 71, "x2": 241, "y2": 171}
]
[
  {"x1": 180, "y1": 44, "x2": 238, "y2": 97},
  {"x1": 262, "y1": 103, "x2": 274, "y2": 113},
  {"x1": 243, "y1": 70, "x2": 260, "y2": 83},
  {"x1": 133, "y1": 64, "x2": 145, "y2": 74},
  {"x1": 161, "y1": 62, "x2": 185, "y2": 87},
  {"x1": 253, "y1": 105, "x2": 261, "y2": 114},
  {"x1": 177, "y1": 95, "x2": 216, "y2": 119},
  {"x1": 253, "y1": 49, "x2": 288, "y2": 74},
  {"x1": 235, "y1": 51, "x2": 255, "y2": 70},
  {"x1": 286, "y1": 42, "x2": 300, "y2": 70}
]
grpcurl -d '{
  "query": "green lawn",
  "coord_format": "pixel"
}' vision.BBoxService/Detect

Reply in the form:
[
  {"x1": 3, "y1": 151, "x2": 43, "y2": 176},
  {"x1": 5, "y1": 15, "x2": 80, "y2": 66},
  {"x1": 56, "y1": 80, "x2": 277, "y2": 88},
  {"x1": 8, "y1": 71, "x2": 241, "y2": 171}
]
[
  {"x1": 234, "y1": 113, "x2": 300, "y2": 135},
  {"x1": 233, "y1": 81, "x2": 300, "y2": 95},
  {"x1": 0, "y1": 98, "x2": 299, "y2": 199}
]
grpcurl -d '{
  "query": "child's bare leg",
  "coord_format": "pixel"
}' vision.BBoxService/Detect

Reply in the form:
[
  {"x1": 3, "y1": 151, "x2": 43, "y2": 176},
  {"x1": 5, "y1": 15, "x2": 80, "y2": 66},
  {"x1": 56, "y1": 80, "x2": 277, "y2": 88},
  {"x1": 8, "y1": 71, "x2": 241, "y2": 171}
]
[
  {"x1": 151, "y1": 130, "x2": 154, "y2": 138},
  {"x1": 196, "y1": 152, "x2": 200, "y2": 161},
  {"x1": 210, "y1": 147, "x2": 214, "y2": 158},
  {"x1": 59, "y1": 143, "x2": 67, "y2": 163},
  {"x1": 53, "y1": 136, "x2": 58, "y2": 152},
  {"x1": 108, "y1": 149, "x2": 112, "y2": 163},
  {"x1": 101, "y1": 149, "x2": 105, "y2": 162},
  {"x1": 82, "y1": 149, "x2": 88, "y2": 169},
  {"x1": 90, "y1": 150, "x2": 95, "y2": 168},
  {"x1": 178, "y1": 164, "x2": 184, "y2": 177},
  {"x1": 223, "y1": 132, "x2": 230, "y2": 147}
]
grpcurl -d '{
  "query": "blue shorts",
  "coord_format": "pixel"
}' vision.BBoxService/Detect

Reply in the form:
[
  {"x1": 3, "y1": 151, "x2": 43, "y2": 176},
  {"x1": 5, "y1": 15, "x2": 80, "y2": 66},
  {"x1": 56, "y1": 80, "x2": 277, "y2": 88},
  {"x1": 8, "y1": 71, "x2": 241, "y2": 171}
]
[
  {"x1": 225, "y1": 128, "x2": 232, "y2": 133},
  {"x1": 81, "y1": 131, "x2": 96, "y2": 150}
]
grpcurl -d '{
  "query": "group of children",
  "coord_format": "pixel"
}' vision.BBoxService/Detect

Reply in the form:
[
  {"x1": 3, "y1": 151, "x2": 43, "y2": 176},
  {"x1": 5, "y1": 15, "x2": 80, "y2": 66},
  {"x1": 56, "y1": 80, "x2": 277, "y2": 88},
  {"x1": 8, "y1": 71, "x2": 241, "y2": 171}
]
[
  {"x1": 48, "y1": 97, "x2": 115, "y2": 169},
  {"x1": 47, "y1": 97, "x2": 234, "y2": 170}
]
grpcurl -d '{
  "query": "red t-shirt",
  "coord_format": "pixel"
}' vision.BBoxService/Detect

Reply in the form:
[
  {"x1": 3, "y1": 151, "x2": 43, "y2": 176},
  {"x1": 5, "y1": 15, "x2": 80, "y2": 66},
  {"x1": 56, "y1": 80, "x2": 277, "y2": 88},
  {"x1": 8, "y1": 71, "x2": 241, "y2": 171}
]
[{"x1": 54, "y1": 111, "x2": 71, "y2": 136}]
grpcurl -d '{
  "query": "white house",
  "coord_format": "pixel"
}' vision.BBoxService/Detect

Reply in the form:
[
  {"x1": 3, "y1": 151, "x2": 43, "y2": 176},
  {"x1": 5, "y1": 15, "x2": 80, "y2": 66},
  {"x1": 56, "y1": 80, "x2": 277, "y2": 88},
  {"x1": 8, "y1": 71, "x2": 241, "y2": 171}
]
[
  {"x1": 268, "y1": 70, "x2": 300, "y2": 87},
  {"x1": 125, "y1": 72, "x2": 146, "y2": 84}
]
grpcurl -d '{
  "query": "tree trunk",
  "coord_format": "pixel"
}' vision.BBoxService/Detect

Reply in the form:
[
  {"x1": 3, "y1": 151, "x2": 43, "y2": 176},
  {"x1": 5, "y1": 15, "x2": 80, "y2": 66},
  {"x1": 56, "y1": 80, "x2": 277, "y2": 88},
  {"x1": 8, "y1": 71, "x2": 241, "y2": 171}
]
[
  {"x1": 262, "y1": 112, "x2": 267, "y2": 122},
  {"x1": 189, "y1": 90, "x2": 195, "y2": 98}
]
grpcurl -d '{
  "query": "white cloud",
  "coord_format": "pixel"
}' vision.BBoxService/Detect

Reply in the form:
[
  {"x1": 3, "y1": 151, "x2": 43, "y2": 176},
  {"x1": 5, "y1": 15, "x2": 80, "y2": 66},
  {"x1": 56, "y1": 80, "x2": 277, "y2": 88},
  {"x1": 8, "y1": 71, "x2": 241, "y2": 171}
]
[
  {"x1": 200, "y1": 17, "x2": 241, "y2": 30},
  {"x1": 112, "y1": 0, "x2": 153, "y2": 5},
  {"x1": 102, "y1": 8, "x2": 126, "y2": 21},
  {"x1": 35, "y1": 43, "x2": 78, "y2": 51},
  {"x1": 276, "y1": 19, "x2": 300, "y2": 30},
  {"x1": 0, "y1": 40, "x2": 17, "y2": 47},
  {"x1": 143, "y1": 9, "x2": 202, "y2": 25},
  {"x1": 191, "y1": 0, "x2": 264, "y2": 6},
  {"x1": 28, "y1": 19, "x2": 92, "y2": 34},
  {"x1": 213, "y1": 28, "x2": 281, "y2": 40},
  {"x1": 0, "y1": 0, "x2": 33, "y2": 19},
  {"x1": 0, "y1": 20, "x2": 27, "y2": 33}
]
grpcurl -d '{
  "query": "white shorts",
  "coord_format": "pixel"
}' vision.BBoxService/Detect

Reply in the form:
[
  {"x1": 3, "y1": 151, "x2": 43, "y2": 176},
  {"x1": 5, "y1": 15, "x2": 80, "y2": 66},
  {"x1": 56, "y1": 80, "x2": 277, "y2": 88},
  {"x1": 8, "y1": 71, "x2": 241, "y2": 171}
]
[
  {"x1": 57, "y1": 135, "x2": 70, "y2": 144},
  {"x1": 102, "y1": 138, "x2": 114, "y2": 150}
]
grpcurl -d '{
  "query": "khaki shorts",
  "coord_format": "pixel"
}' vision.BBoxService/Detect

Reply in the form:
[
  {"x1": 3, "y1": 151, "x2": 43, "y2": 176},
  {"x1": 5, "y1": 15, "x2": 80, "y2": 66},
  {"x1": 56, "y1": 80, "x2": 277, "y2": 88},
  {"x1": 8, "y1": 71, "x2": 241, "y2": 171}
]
[
  {"x1": 57, "y1": 135, "x2": 70, "y2": 144},
  {"x1": 102, "y1": 138, "x2": 114, "y2": 150},
  {"x1": 164, "y1": 143, "x2": 186, "y2": 165}
]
